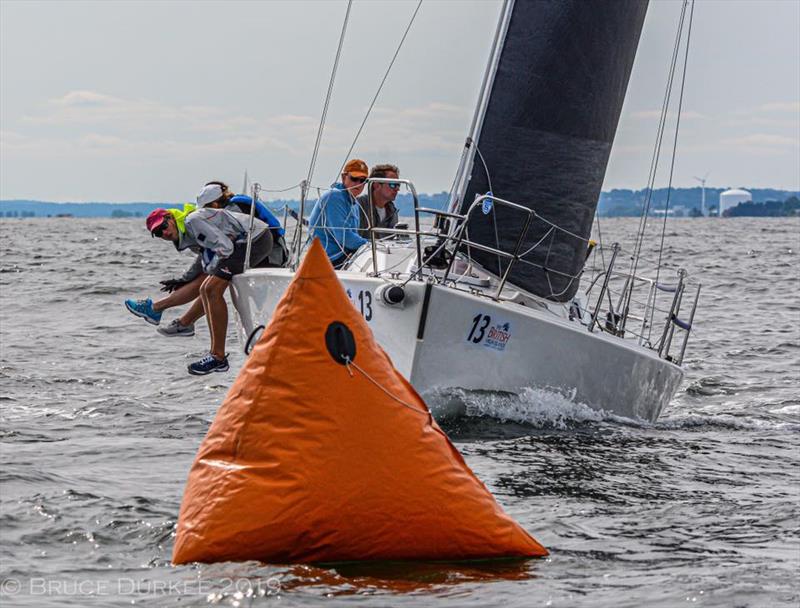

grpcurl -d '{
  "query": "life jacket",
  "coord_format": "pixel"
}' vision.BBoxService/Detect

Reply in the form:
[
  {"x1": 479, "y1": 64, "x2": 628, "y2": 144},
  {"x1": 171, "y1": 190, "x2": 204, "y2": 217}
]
[
  {"x1": 229, "y1": 195, "x2": 285, "y2": 237},
  {"x1": 228, "y1": 195, "x2": 289, "y2": 267}
]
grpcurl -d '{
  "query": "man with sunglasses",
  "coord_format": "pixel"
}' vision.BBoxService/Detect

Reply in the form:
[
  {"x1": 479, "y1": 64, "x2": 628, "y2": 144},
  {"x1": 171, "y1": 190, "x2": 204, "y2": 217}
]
[
  {"x1": 308, "y1": 158, "x2": 370, "y2": 269},
  {"x1": 356, "y1": 163, "x2": 400, "y2": 237},
  {"x1": 139, "y1": 205, "x2": 273, "y2": 375}
]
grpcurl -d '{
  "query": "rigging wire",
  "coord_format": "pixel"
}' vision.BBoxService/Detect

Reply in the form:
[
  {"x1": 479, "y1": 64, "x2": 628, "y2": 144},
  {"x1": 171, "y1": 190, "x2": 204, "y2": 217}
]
[
  {"x1": 306, "y1": 0, "x2": 353, "y2": 193},
  {"x1": 620, "y1": 0, "x2": 688, "y2": 326},
  {"x1": 257, "y1": 182, "x2": 304, "y2": 194},
  {"x1": 650, "y1": 0, "x2": 696, "y2": 339},
  {"x1": 629, "y1": 0, "x2": 688, "y2": 270},
  {"x1": 291, "y1": 0, "x2": 352, "y2": 265},
  {"x1": 594, "y1": 213, "x2": 606, "y2": 268},
  {"x1": 337, "y1": 0, "x2": 423, "y2": 176},
  {"x1": 473, "y1": 144, "x2": 504, "y2": 276}
]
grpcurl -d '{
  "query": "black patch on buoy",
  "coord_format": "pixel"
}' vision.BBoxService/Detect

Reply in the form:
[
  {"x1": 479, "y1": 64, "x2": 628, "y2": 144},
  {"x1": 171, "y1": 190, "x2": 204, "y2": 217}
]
[{"x1": 325, "y1": 321, "x2": 356, "y2": 365}]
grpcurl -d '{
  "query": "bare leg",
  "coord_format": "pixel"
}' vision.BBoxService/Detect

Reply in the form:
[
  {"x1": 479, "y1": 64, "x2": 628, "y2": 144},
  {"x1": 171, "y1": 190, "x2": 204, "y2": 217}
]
[
  {"x1": 199, "y1": 276, "x2": 230, "y2": 360},
  {"x1": 178, "y1": 298, "x2": 206, "y2": 327},
  {"x1": 153, "y1": 275, "x2": 205, "y2": 313}
]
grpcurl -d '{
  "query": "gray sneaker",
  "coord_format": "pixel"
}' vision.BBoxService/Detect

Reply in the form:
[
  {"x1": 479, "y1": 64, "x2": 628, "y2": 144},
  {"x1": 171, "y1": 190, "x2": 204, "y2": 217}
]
[{"x1": 157, "y1": 319, "x2": 195, "y2": 337}]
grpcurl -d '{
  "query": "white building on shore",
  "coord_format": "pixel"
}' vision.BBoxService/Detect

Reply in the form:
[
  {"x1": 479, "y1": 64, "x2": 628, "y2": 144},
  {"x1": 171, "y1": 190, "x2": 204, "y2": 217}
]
[{"x1": 719, "y1": 188, "x2": 752, "y2": 215}]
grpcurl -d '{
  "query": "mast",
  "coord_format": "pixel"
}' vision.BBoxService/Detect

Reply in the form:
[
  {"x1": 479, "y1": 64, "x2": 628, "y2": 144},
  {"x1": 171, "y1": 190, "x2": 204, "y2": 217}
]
[
  {"x1": 448, "y1": 0, "x2": 515, "y2": 216},
  {"x1": 242, "y1": 169, "x2": 250, "y2": 197}
]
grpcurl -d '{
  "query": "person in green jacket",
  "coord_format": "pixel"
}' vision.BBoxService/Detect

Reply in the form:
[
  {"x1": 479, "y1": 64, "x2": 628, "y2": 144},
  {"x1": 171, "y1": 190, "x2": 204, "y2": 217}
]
[{"x1": 124, "y1": 203, "x2": 206, "y2": 337}]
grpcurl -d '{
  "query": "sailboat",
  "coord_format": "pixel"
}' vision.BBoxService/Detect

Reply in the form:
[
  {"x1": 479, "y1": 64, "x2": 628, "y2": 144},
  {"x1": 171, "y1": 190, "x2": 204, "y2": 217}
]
[{"x1": 230, "y1": 0, "x2": 700, "y2": 422}]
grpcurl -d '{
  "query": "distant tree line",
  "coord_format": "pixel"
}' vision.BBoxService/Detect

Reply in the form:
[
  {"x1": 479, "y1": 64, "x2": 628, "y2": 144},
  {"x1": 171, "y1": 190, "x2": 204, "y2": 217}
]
[
  {"x1": 597, "y1": 187, "x2": 799, "y2": 217},
  {"x1": 111, "y1": 209, "x2": 143, "y2": 218},
  {"x1": 3, "y1": 189, "x2": 799, "y2": 219},
  {"x1": 723, "y1": 196, "x2": 800, "y2": 217}
]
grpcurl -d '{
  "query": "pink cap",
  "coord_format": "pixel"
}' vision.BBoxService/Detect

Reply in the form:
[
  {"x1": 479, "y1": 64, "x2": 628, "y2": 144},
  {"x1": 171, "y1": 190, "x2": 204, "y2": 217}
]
[{"x1": 146, "y1": 208, "x2": 170, "y2": 233}]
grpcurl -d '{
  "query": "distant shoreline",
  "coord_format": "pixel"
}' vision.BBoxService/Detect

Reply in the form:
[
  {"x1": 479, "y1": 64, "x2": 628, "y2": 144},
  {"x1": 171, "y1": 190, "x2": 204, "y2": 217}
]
[{"x1": 2, "y1": 187, "x2": 798, "y2": 218}]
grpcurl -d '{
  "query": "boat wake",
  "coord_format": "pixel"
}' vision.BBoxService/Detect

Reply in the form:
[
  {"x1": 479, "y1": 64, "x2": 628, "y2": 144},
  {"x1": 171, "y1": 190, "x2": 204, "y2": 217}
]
[
  {"x1": 655, "y1": 411, "x2": 800, "y2": 433},
  {"x1": 425, "y1": 387, "x2": 800, "y2": 435},
  {"x1": 423, "y1": 386, "x2": 608, "y2": 429}
]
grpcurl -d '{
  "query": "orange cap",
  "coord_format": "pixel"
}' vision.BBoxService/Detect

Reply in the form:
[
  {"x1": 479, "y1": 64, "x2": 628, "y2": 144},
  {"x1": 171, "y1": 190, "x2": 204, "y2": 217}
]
[{"x1": 343, "y1": 158, "x2": 368, "y2": 178}]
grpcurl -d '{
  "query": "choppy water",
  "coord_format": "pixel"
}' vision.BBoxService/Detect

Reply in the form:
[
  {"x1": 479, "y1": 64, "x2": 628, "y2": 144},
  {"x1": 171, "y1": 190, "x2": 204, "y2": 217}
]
[{"x1": 1, "y1": 217, "x2": 798, "y2": 607}]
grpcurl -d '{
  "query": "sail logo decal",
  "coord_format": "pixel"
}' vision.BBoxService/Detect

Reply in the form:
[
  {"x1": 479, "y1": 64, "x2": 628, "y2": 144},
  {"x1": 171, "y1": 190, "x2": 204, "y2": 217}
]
[
  {"x1": 481, "y1": 192, "x2": 494, "y2": 215},
  {"x1": 466, "y1": 313, "x2": 511, "y2": 351}
]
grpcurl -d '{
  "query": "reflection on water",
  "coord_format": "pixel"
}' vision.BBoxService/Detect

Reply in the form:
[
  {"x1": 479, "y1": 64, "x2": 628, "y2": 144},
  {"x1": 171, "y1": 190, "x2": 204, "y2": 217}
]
[{"x1": 277, "y1": 558, "x2": 537, "y2": 596}]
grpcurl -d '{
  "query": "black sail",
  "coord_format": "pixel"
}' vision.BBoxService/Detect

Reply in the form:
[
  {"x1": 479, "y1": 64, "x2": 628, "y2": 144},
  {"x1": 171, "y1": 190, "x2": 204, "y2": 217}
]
[{"x1": 458, "y1": 0, "x2": 648, "y2": 301}]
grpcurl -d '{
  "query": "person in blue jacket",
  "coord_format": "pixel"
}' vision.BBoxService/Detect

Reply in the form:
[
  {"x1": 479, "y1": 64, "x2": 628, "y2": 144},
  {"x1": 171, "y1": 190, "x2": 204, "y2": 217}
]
[{"x1": 308, "y1": 159, "x2": 369, "y2": 268}]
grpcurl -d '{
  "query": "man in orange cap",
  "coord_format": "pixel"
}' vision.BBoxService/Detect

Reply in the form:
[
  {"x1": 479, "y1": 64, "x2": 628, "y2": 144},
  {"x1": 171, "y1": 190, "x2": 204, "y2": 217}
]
[{"x1": 307, "y1": 158, "x2": 370, "y2": 268}]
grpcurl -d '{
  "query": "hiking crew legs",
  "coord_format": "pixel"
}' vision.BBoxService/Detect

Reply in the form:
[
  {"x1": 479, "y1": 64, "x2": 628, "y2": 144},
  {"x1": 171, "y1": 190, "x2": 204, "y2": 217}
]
[
  {"x1": 153, "y1": 275, "x2": 205, "y2": 313},
  {"x1": 178, "y1": 297, "x2": 206, "y2": 328},
  {"x1": 200, "y1": 276, "x2": 230, "y2": 360}
]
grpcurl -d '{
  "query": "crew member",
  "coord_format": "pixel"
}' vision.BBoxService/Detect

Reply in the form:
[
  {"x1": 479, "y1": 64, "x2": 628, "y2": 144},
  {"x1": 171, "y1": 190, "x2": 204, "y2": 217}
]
[
  {"x1": 126, "y1": 182, "x2": 290, "y2": 339},
  {"x1": 356, "y1": 163, "x2": 400, "y2": 237},
  {"x1": 308, "y1": 159, "x2": 369, "y2": 268},
  {"x1": 124, "y1": 203, "x2": 205, "y2": 337},
  {"x1": 145, "y1": 205, "x2": 273, "y2": 375}
]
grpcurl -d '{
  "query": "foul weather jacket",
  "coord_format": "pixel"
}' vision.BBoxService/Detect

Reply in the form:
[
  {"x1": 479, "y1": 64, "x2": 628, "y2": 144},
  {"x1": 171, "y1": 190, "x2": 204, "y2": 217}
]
[
  {"x1": 175, "y1": 207, "x2": 268, "y2": 276},
  {"x1": 308, "y1": 182, "x2": 368, "y2": 263}
]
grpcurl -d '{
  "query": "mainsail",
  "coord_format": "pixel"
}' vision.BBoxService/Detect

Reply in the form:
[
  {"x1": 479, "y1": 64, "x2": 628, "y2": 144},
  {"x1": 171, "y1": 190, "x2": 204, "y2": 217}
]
[{"x1": 454, "y1": 0, "x2": 648, "y2": 301}]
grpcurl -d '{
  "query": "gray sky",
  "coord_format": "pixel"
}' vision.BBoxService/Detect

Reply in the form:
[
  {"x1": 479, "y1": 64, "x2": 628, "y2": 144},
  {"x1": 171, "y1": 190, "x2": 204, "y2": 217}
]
[{"x1": 1, "y1": 0, "x2": 798, "y2": 203}]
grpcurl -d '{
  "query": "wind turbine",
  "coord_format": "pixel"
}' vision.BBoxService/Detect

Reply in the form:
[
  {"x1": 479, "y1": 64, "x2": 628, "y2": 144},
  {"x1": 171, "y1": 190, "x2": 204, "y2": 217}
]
[{"x1": 693, "y1": 172, "x2": 710, "y2": 216}]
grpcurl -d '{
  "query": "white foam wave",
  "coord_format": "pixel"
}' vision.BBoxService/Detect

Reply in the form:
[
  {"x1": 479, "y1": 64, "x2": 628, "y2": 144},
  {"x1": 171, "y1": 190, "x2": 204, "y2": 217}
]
[
  {"x1": 422, "y1": 386, "x2": 800, "y2": 433},
  {"x1": 423, "y1": 386, "x2": 609, "y2": 429},
  {"x1": 656, "y1": 412, "x2": 800, "y2": 432}
]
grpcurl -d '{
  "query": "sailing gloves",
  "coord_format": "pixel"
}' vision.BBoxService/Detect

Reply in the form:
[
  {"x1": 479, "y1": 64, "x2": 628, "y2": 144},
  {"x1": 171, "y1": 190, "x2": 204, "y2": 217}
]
[{"x1": 159, "y1": 278, "x2": 189, "y2": 293}]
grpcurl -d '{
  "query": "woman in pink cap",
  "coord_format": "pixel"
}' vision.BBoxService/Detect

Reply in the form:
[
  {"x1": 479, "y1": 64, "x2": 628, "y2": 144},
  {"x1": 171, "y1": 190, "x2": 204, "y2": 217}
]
[{"x1": 125, "y1": 190, "x2": 274, "y2": 375}]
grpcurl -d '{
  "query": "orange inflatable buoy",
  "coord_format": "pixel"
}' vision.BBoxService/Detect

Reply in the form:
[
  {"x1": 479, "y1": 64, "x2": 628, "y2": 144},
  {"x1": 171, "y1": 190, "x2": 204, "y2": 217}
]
[{"x1": 172, "y1": 239, "x2": 547, "y2": 564}]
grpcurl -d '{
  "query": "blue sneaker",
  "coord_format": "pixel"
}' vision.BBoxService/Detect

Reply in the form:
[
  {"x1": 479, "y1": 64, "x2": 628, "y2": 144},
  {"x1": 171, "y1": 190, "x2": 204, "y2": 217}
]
[
  {"x1": 188, "y1": 353, "x2": 229, "y2": 375},
  {"x1": 125, "y1": 298, "x2": 162, "y2": 325}
]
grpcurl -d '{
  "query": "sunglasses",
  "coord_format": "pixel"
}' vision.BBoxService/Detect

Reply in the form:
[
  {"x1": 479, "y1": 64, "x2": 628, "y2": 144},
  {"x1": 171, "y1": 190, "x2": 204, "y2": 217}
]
[
  {"x1": 151, "y1": 219, "x2": 169, "y2": 238},
  {"x1": 386, "y1": 182, "x2": 400, "y2": 191},
  {"x1": 349, "y1": 175, "x2": 367, "y2": 184}
]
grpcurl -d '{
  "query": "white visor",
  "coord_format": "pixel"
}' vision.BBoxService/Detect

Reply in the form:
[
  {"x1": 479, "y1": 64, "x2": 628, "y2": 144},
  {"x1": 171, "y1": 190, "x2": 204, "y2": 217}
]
[{"x1": 197, "y1": 184, "x2": 224, "y2": 207}]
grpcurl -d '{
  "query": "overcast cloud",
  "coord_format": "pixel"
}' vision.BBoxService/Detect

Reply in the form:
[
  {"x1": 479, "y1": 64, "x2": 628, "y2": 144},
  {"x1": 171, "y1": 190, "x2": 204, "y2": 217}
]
[{"x1": 1, "y1": 0, "x2": 798, "y2": 202}]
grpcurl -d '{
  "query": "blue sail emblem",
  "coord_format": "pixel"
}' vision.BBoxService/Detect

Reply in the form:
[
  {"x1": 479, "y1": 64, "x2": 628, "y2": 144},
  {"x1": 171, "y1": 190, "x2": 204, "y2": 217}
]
[{"x1": 482, "y1": 192, "x2": 494, "y2": 215}]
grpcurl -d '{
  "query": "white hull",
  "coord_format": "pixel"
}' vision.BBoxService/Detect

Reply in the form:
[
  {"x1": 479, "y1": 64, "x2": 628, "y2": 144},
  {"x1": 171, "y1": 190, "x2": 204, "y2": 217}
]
[{"x1": 231, "y1": 267, "x2": 683, "y2": 423}]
